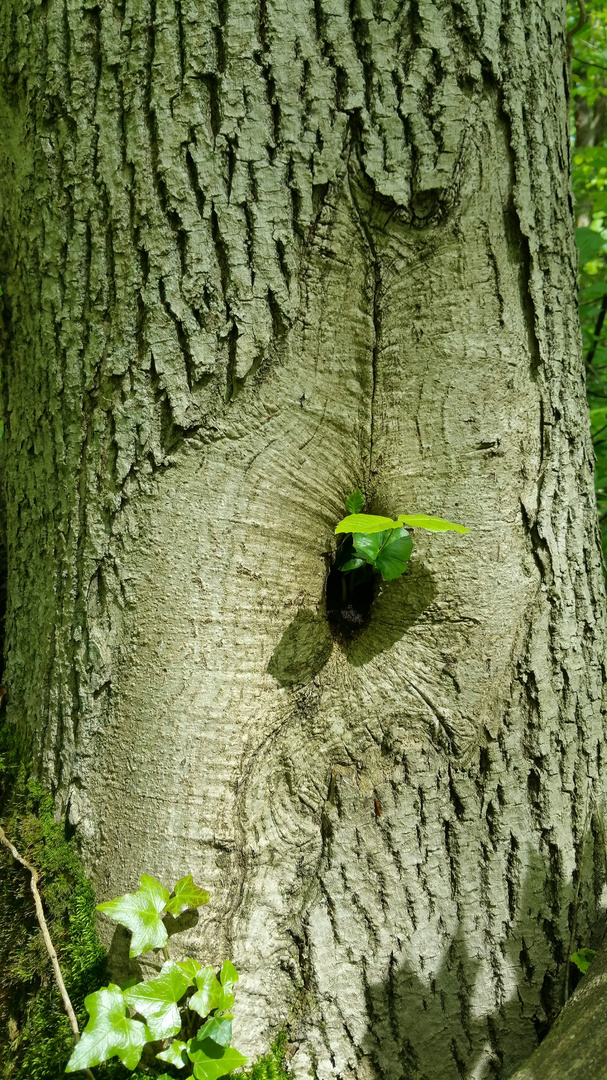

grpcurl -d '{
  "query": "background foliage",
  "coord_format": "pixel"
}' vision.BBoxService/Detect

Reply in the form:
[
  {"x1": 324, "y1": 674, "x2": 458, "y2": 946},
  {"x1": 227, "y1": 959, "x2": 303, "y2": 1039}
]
[{"x1": 570, "y1": 0, "x2": 607, "y2": 552}]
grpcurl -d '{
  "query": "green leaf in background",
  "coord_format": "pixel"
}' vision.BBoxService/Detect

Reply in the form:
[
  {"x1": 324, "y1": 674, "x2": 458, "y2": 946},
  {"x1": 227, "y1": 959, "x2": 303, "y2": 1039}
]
[
  {"x1": 397, "y1": 514, "x2": 470, "y2": 534},
  {"x1": 570, "y1": 947, "x2": 596, "y2": 974},
  {"x1": 188, "y1": 1039, "x2": 247, "y2": 1080},
  {"x1": 336, "y1": 513, "x2": 400, "y2": 535},
  {"x1": 374, "y1": 528, "x2": 414, "y2": 581},
  {"x1": 123, "y1": 961, "x2": 192, "y2": 1039},
  {"x1": 96, "y1": 874, "x2": 170, "y2": 957},
  {"x1": 196, "y1": 1014, "x2": 233, "y2": 1046},
  {"x1": 165, "y1": 874, "x2": 210, "y2": 916},
  {"x1": 65, "y1": 984, "x2": 149, "y2": 1072},
  {"x1": 576, "y1": 226, "x2": 606, "y2": 265},
  {"x1": 157, "y1": 1039, "x2": 189, "y2": 1068},
  {"x1": 345, "y1": 488, "x2": 365, "y2": 514},
  {"x1": 189, "y1": 966, "x2": 227, "y2": 1018}
]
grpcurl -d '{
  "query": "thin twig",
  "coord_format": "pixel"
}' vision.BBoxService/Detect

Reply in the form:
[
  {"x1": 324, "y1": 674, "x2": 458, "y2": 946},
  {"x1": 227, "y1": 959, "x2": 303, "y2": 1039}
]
[{"x1": 0, "y1": 824, "x2": 95, "y2": 1080}]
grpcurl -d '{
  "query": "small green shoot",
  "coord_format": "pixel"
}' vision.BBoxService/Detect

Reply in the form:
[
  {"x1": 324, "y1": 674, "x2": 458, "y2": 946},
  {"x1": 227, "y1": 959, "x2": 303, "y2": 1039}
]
[
  {"x1": 334, "y1": 489, "x2": 470, "y2": 583},
  {"x1": 570, "y1": 947, "x2": 596, "y2": 974}
]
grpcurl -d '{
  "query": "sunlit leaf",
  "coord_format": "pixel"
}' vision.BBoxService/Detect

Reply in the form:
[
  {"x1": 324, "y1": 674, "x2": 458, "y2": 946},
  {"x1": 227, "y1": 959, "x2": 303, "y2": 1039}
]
[
  {"x1": 96, "y1": 875, "x2": 170, "y2": 957},
  {"x1": 220, "y1": 960, "x2": 239, "y2": 989},
  {"x1": 165, "y1": 875, "x2": 210, "y2": 916},
  {"x1": 196, "y1": 1015, "x2": 233, "y2": 1047},
  {"x1": 65, "y1": 985, "x2": 149, "y2": 1072},
  {"x1": 124, "y1": 961, "x2": 191, "y2": 1039},
  {"x1": 397, "y1": 514, "x2": 470, "y2": 534},
  {"x1": 188, "y1": 1038, "x2": 247, "y2": 1080},
  {"x1": 345, "y1": 488, "x2": 365, "y2": 514},
  {"x1": 335, "y1": 513, "x2": 400, "y2": 535},
  {"x1": 189, "y1": 967, "x2": 229, "y2": 1018},
  {"x1": 176, "y1": 957, "x2": 202, "y2": 981},
  {"x1": 157, "y1": 1039, "x2": 189, "y2": 1068}
]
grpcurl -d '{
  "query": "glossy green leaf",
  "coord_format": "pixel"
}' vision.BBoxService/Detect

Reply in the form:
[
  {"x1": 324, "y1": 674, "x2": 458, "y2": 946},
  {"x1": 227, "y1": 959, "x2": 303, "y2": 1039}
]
[
  {"x1": 124, "y1": 961, "x2": 191, "y2": 1039},
  {"x1": 375, "y1": 528, "x2": 414, "y2": 581},
  {"x1": 156, "y1": 1074, "x2": 176, "y2": 1079},
  {"x1": 65, "y1": 985, "x2": 149, "y2": 1073},
  {"x1": 397, "y1": 514, "x2": 470, "y2": 534},
  {"x1": 176, "y1": 957, "x2": 202, "y2": 981},
  {"x1": 157, "y1": 1039, "x2": 189, "y2": 1068},
  {"x1": 188, "y1": 1039, "x2": 247, "y2": 1080},
  {"x1": 189, "y1": 967, "x2": 230, "y2": 1018},
  {"x1": 352, "y1": 530, "x2": 389, "y2": 565},
  {"x1": 166, "y1": 875, "x2": 211, "y2": 916},
  {"x1": 335, "y1": 513, "x2": 400, "y2": 535},
  {"x1": 571, "y1": 947, "x2": 596, "y2": 974},
  {"x1": 96, "y1": 875, "x2": 170, "y2": 957},
  {"x1": 196, "y1": 1015, "x2": 233, "y2": 1047},
  {"x1": 220, "y1": 961, "x2": 239, "y2": 989},
  {"x1": 345, "y1": 488, "x2": 365, "y2": 514}
]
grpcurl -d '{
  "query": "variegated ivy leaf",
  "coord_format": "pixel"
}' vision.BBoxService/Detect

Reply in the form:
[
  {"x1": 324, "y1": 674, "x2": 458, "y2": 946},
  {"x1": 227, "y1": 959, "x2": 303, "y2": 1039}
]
[
  {"x1": 65, "y1": 984, "x2": 150, "y2": 1073},
  {"x1": 123, "y1": 960, "x2": 192, "y2": 1039},
  {"x1": 165, "y1": 874, "x2": 210, "y2": 916},
  {"x1": 157, "y1": 1039, "x2": 189, "y2": 1069},
  {"x1": 96, "y1": 874, "x2": 170, "y2": 957}
]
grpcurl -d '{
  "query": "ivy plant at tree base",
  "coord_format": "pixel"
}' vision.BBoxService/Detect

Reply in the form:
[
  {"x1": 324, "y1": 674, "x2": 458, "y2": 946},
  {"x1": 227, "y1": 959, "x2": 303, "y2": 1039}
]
[{"x1": 66, "y1": 874, "x2": 247, "y2": 1079}]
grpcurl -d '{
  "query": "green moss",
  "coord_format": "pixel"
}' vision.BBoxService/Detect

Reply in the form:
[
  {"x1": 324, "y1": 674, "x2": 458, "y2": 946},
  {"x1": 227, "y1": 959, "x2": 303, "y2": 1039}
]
[
  {"x1": 234, "y1": 1028, "x2": 290, "y2": 1080},
  {"x1": 0, "y1": 726, "x2": 126, "y2": 1080}
]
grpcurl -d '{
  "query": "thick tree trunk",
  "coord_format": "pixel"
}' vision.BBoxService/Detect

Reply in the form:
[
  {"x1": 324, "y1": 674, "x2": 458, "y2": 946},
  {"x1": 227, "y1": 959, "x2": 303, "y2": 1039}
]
[{"x1": 1, "y1": 1, "x2": 606, "y2": 1077}]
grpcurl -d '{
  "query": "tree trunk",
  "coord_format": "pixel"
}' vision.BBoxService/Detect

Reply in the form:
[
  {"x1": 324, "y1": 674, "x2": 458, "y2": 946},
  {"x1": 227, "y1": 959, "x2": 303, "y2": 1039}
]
[{"x1": 1, "y1": 1, "x2": 606, "y2": 1077}]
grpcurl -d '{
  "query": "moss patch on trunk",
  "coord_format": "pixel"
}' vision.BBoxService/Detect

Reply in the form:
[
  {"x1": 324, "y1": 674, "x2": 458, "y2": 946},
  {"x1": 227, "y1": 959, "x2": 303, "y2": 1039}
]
[{"x1": 0, "y1": 724, "x2": 125, "y2": 1079}]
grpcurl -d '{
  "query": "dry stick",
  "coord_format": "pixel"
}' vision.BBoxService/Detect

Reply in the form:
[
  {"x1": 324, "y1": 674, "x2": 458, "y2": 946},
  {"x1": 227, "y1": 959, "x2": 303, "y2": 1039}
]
[{"x1": 0, "y1": 824, "x2": 96, "y2": 1080}]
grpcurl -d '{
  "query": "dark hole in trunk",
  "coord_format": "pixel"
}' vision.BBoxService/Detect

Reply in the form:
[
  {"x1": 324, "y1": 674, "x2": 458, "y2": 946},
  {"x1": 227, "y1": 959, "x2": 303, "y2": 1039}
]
[{"x1": 325, "y1": 544, "x2": 378, "y2": 637}]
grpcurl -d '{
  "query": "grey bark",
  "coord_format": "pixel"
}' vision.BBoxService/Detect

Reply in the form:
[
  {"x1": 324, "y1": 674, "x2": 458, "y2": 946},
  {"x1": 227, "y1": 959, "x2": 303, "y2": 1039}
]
[{"x1": 0, "y1": 1, "x2": 606, "y2": 1078}]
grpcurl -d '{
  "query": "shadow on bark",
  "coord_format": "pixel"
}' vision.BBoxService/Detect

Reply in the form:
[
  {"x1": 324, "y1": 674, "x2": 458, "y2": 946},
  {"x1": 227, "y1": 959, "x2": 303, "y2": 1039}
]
[
  {"x1": 345, "y1": 562, "x2": 436, "y2": 668},
  {"x1": 267, "y1": 563, "x2": 437, "y2": 686},
  {"x1": 358, "y1": 847, "x2": 580, "y2": 1080},
  {"x1": 267, "y1": 609, "x2": 333, "y2": 687},
  {"x1": 105, "y1": 909, "x2": 199, "y2": 984}
]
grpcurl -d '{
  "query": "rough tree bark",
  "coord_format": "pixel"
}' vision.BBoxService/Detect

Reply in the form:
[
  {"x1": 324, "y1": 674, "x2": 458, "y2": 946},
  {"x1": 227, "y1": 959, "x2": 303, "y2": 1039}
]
[{"x1": 1, "y1": 0, "x2": 606, "y2": 1077}]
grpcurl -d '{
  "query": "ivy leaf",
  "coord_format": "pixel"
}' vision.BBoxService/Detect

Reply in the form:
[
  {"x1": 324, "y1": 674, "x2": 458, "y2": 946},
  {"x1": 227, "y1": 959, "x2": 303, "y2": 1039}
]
[
  {"x1": 124, "y1": 961, "x2": 192, "y2": 1039},
  {"x1": 397, "y1": 514, "x2": 470, "y2": 534},
  {"x1": 188, "y1": 1039, "x2": 247, "y2": 1080},
  {"x1": 96, "y1": 875, "x2": 170, "y2": 957},
  {"x1": 345, "y1": 488, "x2": 365, "y2": 514},
  {"x1": 176, "y1": 957, "x2": 202, "y2": 981},
  {"x1": 157, "y1": 1039, "x2": 189, "y2": 1068},
  {"x1": 65, "y1": 985, "x2": 149, "y2": 1073},
  {"x1": 571, "y1": 948, "x2": 596, "y2": 974},
  {"x1": 375, "y1": 528, "x2": 414, "y2": 581},
  {"x1": 189, "y1": 967, "x2": 226, "y2": 1018},
  {"x1": 220, "y1": 961, "x2": 239, "y2": 989},
  {"x1": 335, "y1": 513, "x2": 400, "y2": 535},
  {"x1": 196, "y1": 1015, "x2": 233, "y2": 1047},
  {"x1": 165, "y1": 875, "x2": 210, "y2": 916}
]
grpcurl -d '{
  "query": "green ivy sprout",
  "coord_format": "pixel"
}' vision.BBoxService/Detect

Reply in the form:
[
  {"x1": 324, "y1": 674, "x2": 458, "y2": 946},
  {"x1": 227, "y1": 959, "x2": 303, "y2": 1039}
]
[
  {"x1": 66, "y1": 873, "x2": 247, "y2": 1079},
  {"x1": 334, "y1": 488, "x2": 470, "y2": 582},
  {"x1": 570, "y1": 947, "x2": 596, "y2": 975}
]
